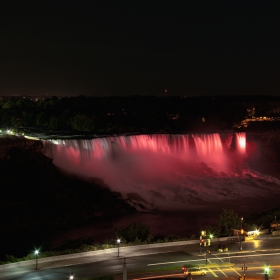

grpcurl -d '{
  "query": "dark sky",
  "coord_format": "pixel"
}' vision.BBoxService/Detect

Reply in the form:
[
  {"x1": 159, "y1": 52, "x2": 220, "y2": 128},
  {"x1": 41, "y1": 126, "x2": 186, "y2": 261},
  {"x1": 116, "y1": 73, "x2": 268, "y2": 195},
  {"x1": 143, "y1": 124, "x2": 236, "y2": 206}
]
[{"x1": 0, "y1": 1, "x2": 280, "y2": 97}]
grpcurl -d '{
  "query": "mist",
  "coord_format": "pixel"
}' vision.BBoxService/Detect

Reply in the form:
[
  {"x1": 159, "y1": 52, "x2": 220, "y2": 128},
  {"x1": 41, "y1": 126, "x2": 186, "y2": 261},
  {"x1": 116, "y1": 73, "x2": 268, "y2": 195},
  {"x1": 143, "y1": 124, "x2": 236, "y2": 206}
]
[{"x1": 42, "y1": 133, "x2": 280, "y2": 210}]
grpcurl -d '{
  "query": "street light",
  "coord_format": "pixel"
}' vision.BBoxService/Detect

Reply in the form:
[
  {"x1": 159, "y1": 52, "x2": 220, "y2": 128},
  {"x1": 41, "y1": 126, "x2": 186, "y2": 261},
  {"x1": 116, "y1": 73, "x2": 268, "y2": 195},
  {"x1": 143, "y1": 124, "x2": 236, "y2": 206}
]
[
  {"x1": 123, "y1": 258, "x2": 127, "y2": 280},
  {"x1": 69, "y1": 275, "x2": 74, "y2": 280},
  {"x1": 117, "y1": 238, "x2": 121, "y2": 257},
  {"x1": 240, "y1": 217, "x2": 243, "y2": 250},
  {"x1": 264, "y1": 266, "x2": 269, "y2": 280},
  {"x1": 241, "y1": 262, "x2": 247, "y2": 280},
  {"x1": 34, "y1": 249, "x2": 39, "y2": 270}
]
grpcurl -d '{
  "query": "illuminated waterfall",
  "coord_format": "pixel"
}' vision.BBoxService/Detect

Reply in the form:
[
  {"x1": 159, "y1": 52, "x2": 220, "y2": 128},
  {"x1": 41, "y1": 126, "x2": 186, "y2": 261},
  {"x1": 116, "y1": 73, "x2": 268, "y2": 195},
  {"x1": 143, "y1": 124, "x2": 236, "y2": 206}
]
[
  {"x1": 44, "y1": 132, "x2": 246, "y2": 162},
  {"x1": 43, "y1": 132, "x2": 273, "y2": 210}
]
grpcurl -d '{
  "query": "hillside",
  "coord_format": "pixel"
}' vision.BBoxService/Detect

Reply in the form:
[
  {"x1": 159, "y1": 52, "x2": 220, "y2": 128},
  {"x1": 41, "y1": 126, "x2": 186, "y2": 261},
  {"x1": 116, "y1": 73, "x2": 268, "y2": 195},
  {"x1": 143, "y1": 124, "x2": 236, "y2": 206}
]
[{"x1": 0, "y1": 136, "x2": 136, "y2": 232}]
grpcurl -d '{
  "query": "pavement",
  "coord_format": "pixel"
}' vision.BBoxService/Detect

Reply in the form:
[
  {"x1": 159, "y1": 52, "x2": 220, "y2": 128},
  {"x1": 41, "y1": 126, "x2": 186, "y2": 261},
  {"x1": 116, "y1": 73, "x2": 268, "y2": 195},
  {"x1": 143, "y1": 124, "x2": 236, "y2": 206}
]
[{"x1": 1, "y1": 237, "x2": 278, "y2": 280}]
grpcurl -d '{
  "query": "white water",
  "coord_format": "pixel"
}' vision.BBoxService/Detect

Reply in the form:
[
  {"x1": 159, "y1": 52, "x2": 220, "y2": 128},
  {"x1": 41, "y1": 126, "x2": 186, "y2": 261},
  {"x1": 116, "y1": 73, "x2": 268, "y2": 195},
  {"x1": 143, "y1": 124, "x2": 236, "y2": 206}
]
[{"x1": 42, "y1": 132, "x2": 280, "y2": 210}]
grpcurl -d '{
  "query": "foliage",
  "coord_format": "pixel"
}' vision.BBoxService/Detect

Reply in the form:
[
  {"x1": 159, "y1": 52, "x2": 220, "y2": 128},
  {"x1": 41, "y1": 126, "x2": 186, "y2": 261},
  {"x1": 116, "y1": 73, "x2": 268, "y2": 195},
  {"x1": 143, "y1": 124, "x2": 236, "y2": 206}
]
[
  {"x1": 217, "y1": 209, "x2": 240, "y2": 237},
  {"x1": 0, "y1": 95, "x2": 249, "y2": 134},
  {"x1": 114, "y1": 222, "x2": 153, "y2": 243},
  {"x1": 70, "y1": 114, "x2": 94, "y2": 131},
  {"x1": 3, "y1": 255, "x2": 18, "y2": 263},
  {"x1": 246, "y1": 208, "x2": 280, "y2": 230}
]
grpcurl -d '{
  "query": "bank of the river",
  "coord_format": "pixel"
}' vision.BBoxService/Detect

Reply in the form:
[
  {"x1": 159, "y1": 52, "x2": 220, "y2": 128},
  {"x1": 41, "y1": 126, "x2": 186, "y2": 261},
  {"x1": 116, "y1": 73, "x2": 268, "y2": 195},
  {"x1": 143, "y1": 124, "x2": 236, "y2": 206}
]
[
  {"x1": 3, "y1": 190, "x2": 278, "y2": 260},
  {"x1": 1, "y1": 132, "x2": 280, "y2": 260}
]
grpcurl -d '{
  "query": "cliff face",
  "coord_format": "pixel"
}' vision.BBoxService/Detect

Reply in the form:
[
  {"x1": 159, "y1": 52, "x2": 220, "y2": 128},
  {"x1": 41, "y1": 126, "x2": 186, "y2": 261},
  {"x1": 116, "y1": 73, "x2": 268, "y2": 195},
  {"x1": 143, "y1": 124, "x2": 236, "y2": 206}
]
[
  {"x1": 0, "y1": 136, "x2": 42, "y2": 158},
  {"x1": 0, "y1": 136, "x2": 136, "y2": 232},
  {"x1": 246, "y1": 131, "x2": 280, "y2": 178}
]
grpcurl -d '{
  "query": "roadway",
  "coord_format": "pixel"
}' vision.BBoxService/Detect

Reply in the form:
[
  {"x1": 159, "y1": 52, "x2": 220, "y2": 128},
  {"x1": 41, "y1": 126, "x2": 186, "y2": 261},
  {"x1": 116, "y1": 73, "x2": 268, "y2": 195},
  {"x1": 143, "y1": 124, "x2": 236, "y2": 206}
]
[{"x1": 1, "y1": 236, "x2": 280, "y2": 280}]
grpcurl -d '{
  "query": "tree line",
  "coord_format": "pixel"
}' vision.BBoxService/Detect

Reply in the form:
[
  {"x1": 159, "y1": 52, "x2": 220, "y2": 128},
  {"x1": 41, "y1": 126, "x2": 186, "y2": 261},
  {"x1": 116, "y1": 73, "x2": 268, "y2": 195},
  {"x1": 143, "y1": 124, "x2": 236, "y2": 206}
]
[{"x1": 0, "y1": 95, "x2": 249, "y2": 134}]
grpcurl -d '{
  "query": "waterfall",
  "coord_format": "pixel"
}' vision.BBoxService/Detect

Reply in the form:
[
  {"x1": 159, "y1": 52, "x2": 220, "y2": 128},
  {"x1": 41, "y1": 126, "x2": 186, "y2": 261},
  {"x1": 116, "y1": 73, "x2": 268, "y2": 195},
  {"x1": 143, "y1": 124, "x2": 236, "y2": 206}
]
[
  {"x1": 43, "y1": 132, "x2": 280, "y2": 211},
  {"x1": 44, "y1": 132, "x2": 246, "y2": 162}
]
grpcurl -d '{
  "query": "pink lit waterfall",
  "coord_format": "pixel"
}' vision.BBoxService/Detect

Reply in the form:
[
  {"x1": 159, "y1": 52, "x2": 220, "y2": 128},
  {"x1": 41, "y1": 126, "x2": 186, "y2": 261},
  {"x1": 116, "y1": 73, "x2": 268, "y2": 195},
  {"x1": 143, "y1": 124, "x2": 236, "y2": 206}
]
[{"x1": 42, "y1": 132, "x2": 280, "y2": 210}]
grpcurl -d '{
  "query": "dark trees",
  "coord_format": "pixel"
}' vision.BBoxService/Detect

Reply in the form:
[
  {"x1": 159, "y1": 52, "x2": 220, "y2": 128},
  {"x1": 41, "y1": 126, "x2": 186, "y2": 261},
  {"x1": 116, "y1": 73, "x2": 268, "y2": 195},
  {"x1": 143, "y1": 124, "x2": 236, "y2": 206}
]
[
  {"x1": 114, "y1": 222, "x2": 153, "y2": 243},
  {"x1": 0, "y1": 95, "x2": 254, "y2": 134}
]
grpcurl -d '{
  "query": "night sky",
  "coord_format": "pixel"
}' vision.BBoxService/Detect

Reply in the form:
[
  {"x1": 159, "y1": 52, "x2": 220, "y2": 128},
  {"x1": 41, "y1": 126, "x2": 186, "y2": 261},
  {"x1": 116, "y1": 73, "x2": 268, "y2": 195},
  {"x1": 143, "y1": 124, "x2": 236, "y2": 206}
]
[{"x1": 0, "y1": 1, "x2": 279, "y2": 97}]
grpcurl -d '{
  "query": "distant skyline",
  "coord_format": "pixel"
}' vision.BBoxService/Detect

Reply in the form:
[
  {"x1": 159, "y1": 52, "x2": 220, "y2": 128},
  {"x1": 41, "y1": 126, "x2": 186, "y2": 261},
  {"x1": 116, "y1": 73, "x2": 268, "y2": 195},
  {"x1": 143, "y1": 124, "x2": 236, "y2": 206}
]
[{"x1": 1, "y1": 1, "x2": 280, "y2": 97}]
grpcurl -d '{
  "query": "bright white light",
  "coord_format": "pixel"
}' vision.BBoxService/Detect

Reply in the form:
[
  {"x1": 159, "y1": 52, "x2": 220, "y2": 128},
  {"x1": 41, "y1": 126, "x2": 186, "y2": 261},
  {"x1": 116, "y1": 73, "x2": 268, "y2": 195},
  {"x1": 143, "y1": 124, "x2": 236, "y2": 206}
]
[
  {"x1": 34, "y1": 250, "x2": 39, "y2": 255},
  {"x1": 247, "y1": 229, "x2": 260, "y2": 236}
]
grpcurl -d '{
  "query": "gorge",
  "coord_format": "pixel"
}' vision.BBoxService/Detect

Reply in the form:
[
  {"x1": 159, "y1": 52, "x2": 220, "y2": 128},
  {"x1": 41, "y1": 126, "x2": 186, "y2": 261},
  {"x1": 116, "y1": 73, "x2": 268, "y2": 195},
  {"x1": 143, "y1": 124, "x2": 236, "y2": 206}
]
[
  {"x1": 42, "y1": 132, "x2": 280, "y2": 211},
  {"x1": 1, "y1": 130, "x2": 280, "y2": 258}
]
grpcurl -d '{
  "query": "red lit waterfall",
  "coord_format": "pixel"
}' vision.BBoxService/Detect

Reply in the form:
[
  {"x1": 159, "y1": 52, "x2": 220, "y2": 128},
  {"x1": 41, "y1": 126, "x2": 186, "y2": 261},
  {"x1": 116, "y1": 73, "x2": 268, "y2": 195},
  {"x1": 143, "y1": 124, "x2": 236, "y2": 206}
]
[
  {"x1": 42, "y1": 132, "x2": 280, "y2": 209},
  {"x1": 44, "y1": 132, "x2": 246, "y2": 162}
]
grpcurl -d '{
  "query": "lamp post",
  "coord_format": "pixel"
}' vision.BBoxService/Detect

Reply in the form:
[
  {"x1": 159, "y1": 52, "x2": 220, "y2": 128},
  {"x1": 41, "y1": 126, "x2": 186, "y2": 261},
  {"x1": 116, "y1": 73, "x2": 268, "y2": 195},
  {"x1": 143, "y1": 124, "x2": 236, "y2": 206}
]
[
  {"x1": 241, "y1": 262, "x2": 247, "y2": 280},
  {"x1": 123, "y1": 258, "x2": 127, "y2": 280},
  {"x1": 34, "y1": 249, "x2": 39, "y2": 270},
  {"x1": 69, "y1": 276, "x2": 74, "y2": 280},
  {"x1": 264, "y1": 266, "x2": 269, "y2": 280},
  {"x1": 117, "y1": 238, "x2": 121, "y2": 257},
  {"x1": 240, "y1": 217, "x2": 243, "y2": 250}
]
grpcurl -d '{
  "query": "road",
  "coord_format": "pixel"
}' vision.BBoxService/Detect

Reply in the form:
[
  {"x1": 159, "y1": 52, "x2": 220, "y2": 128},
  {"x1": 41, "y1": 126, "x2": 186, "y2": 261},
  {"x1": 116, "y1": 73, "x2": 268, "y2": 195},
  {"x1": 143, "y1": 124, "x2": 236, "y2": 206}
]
[{"x1": 1, "y1": 236, "x2": 280, "y2": 280}]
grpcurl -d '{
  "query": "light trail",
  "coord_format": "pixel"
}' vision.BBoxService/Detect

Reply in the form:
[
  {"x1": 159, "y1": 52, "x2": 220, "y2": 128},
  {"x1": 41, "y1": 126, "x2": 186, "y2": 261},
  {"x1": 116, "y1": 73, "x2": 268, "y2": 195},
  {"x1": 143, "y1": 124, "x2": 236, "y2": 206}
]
[
  {"x1": 135, "y1": 264, "x2": 280, "y2": 280},
  {"x1": 148, "y1": 251, "x2": 280, "y2": 266}
]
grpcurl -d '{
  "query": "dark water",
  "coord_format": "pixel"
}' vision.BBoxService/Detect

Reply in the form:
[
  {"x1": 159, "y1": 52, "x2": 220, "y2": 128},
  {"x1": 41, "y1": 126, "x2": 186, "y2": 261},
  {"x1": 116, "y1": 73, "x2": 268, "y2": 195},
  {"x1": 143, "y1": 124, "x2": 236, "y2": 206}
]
[
  {"x1": 1, "y1": 208, "x2": 209, "y2": 259},
  {"x1": 49, "y1": 210, "x2": 210, "y2": 249},
  {"x1": 2, "y1": 192, "x2": 280, "y2": 259},
  {"x1": 50, "y1": 194, "x2": 280, "y2": 250}
]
